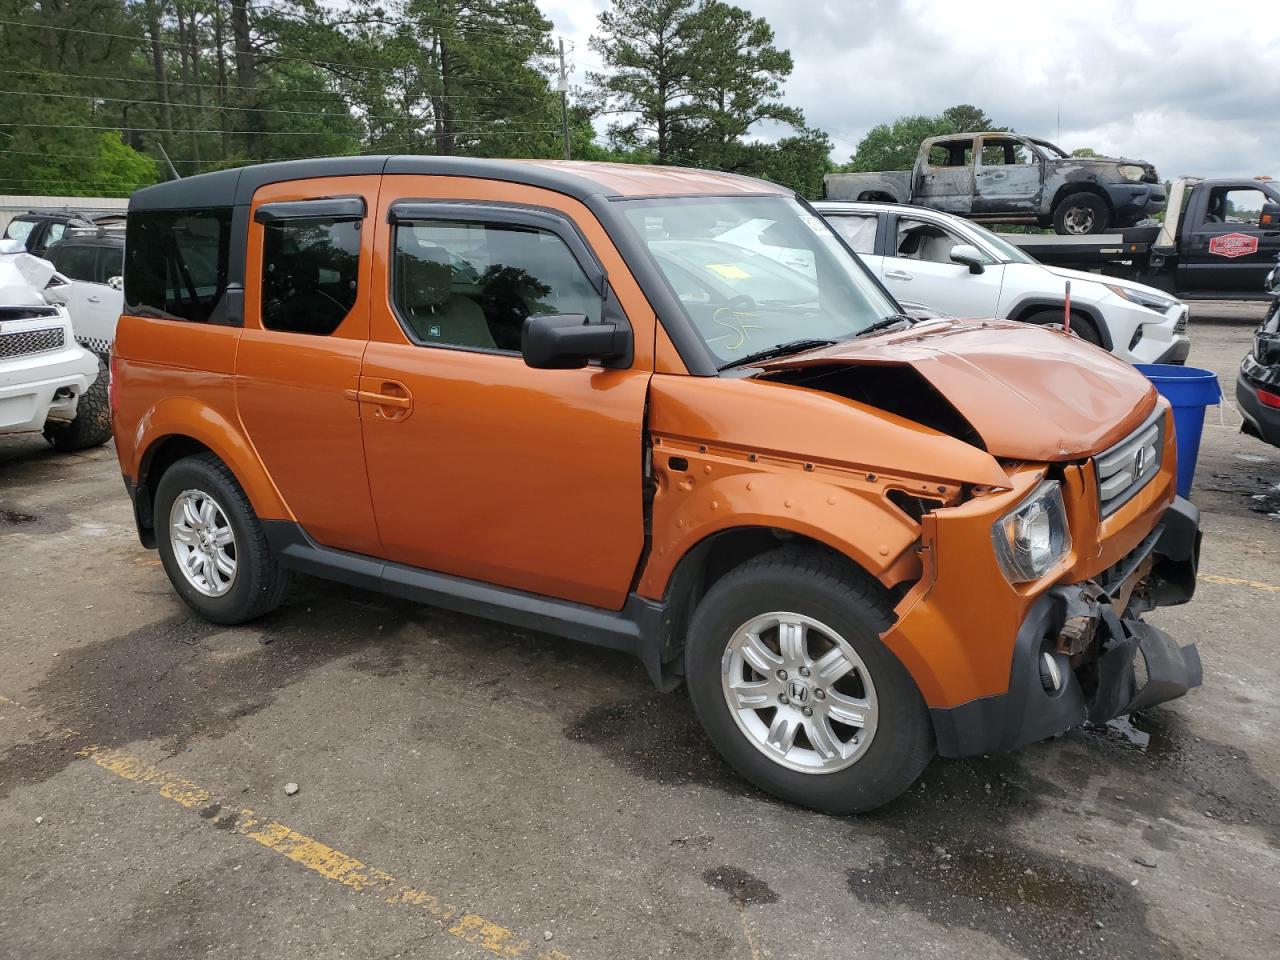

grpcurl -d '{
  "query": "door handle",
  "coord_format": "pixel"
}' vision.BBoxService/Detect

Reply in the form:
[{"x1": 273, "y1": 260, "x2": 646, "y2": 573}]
[
  {"x1": 344, "y1": 378, "x2": 413, "y2": 421},
  {"x1": 86, "y1": 295, "x2": 101, "y2": 303},
  {"x1": 885, "y1": 270, "x2": 913, "y2": 282}
]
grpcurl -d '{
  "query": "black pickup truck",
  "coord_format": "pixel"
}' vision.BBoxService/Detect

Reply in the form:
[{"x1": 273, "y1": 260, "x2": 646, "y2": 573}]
[{"x1": 1005, "y1": 177, "x2": 1280, "y2": 301}]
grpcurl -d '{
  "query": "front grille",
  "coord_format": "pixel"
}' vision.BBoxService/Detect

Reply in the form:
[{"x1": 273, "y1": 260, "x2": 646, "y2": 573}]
[
  {"x1": 1095, "y1": 408, "x2": 1163, "y2": 516},
  {"x1": 0, "y1": 326, "x2": 65, "y2": 359}
]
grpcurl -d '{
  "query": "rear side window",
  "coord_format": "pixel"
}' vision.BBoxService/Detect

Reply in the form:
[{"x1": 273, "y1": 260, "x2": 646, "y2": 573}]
[
  {"x1": 261, "y1": 218, "x2": 360, "y2": 335},
  {"x1": 827, "y1": 215, "x2": 878, "y2": 254},
  {"x1": 392, "y1": 220, "x2": 601, "y2": 352},
  {"x1": 125, "y1": 208, "x2": 232, "y2": 322},
  {"x1": 52, "y1": 245, "x2": 98, "y2": 282}
]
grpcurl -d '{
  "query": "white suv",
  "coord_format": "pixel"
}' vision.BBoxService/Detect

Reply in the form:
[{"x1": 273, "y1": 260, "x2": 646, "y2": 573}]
[
  {"x1": 0, "y1": 241, "x2": 111, "y2": 451},
  {"x1": 811, "y1": 201, "x2": 1190, "y2": 365}
]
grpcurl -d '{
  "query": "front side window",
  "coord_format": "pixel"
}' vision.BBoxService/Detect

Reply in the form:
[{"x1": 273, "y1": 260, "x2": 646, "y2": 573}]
[
  {"x1": 261, "y1": 218, "x2": 360, "y2": 335},
  {"x1": 392, "y1": 220, "x2": 601, "y2": 352},
  {"x1": 618, "y1": 195, "x2": 898, "y2": 367},
  {"x1": 125, "y1": 208, "x2": 232, "y2": 322},
  {"x1": 979, "y1": 138, "x2": 1036, "y2": 166},
  {"x1": 1204, "y1": 188, "x2": 1266, "y2": 226},
  {"x1": 894, "y1": 217, "x2": 989, "y2": 265}
]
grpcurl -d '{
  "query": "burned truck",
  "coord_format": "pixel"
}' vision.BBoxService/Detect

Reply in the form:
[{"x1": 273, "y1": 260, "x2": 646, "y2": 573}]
[{"x1": 824, "y1": 132, "x2": 1165, "y2": 235}]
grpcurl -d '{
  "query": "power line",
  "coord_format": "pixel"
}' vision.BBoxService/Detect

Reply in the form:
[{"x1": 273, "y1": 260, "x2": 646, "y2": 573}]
[
  {"x1": 0, "y1": 17, "x2": 556, "y2": 90},
  {"x1": 0, "y1": 87, "x2": 559, "y2": 124},
  {"x1": 0, "y1": 65, "x2": 553, "y2": 101},
  {"x1": 0, "y1": 121, "x2": 561, "y2": 137}
]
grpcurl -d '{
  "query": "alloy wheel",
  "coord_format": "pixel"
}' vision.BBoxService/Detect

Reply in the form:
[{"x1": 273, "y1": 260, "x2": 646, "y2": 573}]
[
  {"x1": 169, "y1": 488, "x2": 237, "y2": 597},
  {"x1": 721, "y1": 611, "x2": 879, "y2": 774}
]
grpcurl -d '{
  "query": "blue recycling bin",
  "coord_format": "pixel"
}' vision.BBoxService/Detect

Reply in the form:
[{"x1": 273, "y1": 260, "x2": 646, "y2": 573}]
[{"x1": 1133, "y1": 364, "x2": 1222, "y2": 499}]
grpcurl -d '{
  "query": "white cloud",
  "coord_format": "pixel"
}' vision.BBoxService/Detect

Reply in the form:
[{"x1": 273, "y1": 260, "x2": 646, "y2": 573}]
[{"x1": 545, "y1": 0, "x2": 1280, "y2": 178}]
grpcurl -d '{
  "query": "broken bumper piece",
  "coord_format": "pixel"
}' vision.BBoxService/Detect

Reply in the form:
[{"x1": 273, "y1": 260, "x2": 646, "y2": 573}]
[{"x1": 932, "y1": 496, "x2": 1202, "y2": 758}]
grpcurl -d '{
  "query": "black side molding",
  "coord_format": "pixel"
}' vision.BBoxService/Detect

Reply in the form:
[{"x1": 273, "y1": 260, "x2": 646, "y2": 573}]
[{"x1": 261, "y1": 521, "x2": 677, "y2": 689}]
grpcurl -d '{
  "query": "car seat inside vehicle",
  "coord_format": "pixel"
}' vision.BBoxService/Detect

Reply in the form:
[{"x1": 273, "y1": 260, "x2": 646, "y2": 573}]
[{"x1": 396, "y1": 244, "x2": 495, "y2": 349}]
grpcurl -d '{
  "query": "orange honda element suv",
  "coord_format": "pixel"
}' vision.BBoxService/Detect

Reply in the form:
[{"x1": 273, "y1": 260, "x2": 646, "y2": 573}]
[{"x1": 113, "y1": 157, "x2": 1202, "y2": 813}]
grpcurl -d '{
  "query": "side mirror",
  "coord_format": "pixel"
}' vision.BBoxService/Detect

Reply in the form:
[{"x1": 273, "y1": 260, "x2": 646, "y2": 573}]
[
  {"x1": 107, "y1": 275, "x2": 123, "y2": 291},
  {"x1": 521, "y1": 314, "x2": 632, "y2": 369},
  {"x1": 1261, "y1": 202, "x2": 1280, "y2": 229},
  {"x1": 950, "y1": 243, "x2": 987, "y2": 274}
]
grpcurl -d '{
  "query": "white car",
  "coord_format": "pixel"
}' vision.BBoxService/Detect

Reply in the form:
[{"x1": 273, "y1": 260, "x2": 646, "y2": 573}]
[
  {"x1": 812, "y1": 201, "x2": 1190, "y2": 365},
  {"x1": 0, "y1": 240, "x2": 112, "y2": 451}
]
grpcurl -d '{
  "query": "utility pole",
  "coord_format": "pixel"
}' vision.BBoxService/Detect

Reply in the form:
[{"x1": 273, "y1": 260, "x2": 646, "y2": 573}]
[{"x1": 558, "y1": 37, "x2": 570, "y2": 161}]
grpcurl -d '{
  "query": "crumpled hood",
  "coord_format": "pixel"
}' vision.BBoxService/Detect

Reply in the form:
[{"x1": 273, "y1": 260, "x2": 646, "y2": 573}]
[{"x1": 758, "y1": 318, "x2": 1159, "y2": 462}]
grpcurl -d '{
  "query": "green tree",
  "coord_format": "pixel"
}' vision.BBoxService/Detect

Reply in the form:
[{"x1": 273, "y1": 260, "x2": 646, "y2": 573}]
[
  {"x1": 1070, "y1": 147, "x2": 1102, "y2": 158},
  {"x1": 843, "y1": 104, "x2": 1002, "y2": 172},
  {"x1": 672, "y1": 1, "x2": 801, "y2": 166},
  {"x1": 588, "y1": 0, "x2": 700, "y2": 163}
]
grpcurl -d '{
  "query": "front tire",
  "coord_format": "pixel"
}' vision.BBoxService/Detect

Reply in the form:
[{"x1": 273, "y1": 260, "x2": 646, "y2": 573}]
[
  {"x1": 154, "y1": 453, "x2": 290, "y2": 624},
  {"x1": 1023, "y1": 308, "x2": 1104, "y2": 347},
  {"x1": 1053, "y1": 192, "x2": 1109, "y2": 235},
  {"x1": 685, "y1": 548, "x2": 934, "y2": 814}
]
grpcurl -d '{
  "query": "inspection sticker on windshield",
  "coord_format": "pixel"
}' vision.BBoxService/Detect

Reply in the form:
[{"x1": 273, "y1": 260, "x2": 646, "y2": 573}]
[{"x1": 705, "y1": 262, "x2": 751, "y2": 280}]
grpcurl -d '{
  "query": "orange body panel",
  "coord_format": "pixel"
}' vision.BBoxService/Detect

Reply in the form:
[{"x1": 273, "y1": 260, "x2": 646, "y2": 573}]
[
  {"x1": 357, "y1": 175, "x2": 656, "y2": 609},
  {"x1": 762, "y1": 318, "x2": 1159, "y2": 461},
  {"x1": 236, "y1": 175, "x2": 384, "y2": 555}
]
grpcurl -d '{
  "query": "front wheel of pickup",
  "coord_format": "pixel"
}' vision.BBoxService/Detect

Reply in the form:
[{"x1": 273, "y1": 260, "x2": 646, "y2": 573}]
[
  {"x1": 685, "y1": 548, "x2": 934, "y2": 814},
  {"x1": 1053, "y1": 192, "x2": 1110, "y2": 235},
  {"x1": 154, "y1": 453, "x2": 290, "y2": 624}
]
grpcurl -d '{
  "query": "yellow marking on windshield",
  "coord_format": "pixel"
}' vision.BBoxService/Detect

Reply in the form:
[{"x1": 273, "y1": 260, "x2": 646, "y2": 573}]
[{"x1": 705, "y1": 262, "x2": 750, "y2": 280}]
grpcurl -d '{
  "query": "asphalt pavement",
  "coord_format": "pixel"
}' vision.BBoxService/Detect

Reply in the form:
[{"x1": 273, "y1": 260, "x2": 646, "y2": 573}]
[{"x1": 1, "y1": 304, "x2": 1277, "y2": 960}]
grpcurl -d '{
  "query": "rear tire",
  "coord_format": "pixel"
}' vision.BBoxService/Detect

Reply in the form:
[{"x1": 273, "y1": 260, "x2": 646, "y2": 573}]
[
  {"x1": 44, "y1": 355, "x2": 112, "y2": 452},
  {"x1": 685, "y1": 548, "x2": 934, "y2": 814},
  {"x1": 1023, "y1": 308, "x2": 1104, "y2": 347},
  {"x1": 1053, "y1": 192, "x2": 1109, "y2": 235},
  {"x1": 154, "y1": 453, "x2": 290, "y2": 624}
]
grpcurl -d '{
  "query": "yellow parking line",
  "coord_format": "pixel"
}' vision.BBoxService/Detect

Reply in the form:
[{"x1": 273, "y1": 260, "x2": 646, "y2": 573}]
[
  {"x1": 1201, "y1": 574, "x2": 1280, "y2": 594},
  {"x1": 78, "y1": 746, "x2": 568, "y2": 960}
]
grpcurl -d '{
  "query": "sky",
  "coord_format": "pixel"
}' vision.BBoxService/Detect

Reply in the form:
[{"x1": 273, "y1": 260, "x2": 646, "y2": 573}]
[{"x1": 540, "y1": 0, "x2": 1280, "y2": 179}]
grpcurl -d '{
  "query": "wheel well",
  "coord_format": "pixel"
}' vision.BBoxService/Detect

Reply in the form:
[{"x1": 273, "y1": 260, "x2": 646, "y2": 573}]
[
  {"x1": 1009, "y1": 301, "x2": 1111, "y2": 350},
  {"x1": 1050, "y1": 181, "x2": 1111, "y2": 214},
  {"x1": 655, "y1": 527, "x2": 901, "y2": 680},
  {"x1": 133, "y1": 435, "x2": 216, "y2": 546}
]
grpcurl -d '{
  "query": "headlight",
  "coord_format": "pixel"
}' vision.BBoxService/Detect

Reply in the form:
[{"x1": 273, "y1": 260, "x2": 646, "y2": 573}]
[
  {"x1": 991, "y1": 480, "x2": 1071, "y2": 584},
  {"x1": 1105, "y1": 283, "x2": 1178, "y2": 313},
  {"x1": 1118, "y1": 164, "x2": 1147, "y2": 182}
]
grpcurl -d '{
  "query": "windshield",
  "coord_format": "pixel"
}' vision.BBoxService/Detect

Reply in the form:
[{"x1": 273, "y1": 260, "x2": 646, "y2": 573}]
[
  {"x1": 619, "y1": 196, "x2": 899, "y2": 367},
  {"x1": 4, "y1": 219, "x2": 35, "y2": 243},
  {"x1": 1030, "y1": 138, "x2": 1069, "y2": 159},
  {"x1": 969, "y1": 224, "x2": 1038, "y2": 264}
]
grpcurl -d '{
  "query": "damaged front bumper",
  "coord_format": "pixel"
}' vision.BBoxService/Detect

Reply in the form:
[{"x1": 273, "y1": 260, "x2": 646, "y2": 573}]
[{"x1": 931, "y1": 496, "x2": 1202, "y2": 758}]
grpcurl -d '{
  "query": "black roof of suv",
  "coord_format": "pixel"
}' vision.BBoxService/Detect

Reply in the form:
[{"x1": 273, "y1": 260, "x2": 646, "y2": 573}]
[{"x1": 3, "y1": 209, "x2": 125, "y2": 257}]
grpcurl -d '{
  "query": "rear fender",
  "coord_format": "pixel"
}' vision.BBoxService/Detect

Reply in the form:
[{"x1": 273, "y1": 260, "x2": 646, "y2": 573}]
[{"x1": 131, "y1": 395, "x2": 291, "y2": 522}]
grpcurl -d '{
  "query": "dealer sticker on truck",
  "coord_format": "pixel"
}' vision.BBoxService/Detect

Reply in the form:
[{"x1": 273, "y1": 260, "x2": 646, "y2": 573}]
[{"x1": 1208, "y1": 232, "x2": 1260, "y2": 258}]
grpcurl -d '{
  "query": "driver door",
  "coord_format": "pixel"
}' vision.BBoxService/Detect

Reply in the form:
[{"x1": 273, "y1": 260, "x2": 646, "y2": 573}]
[
  {"x1": 880, "y1": 215, "x2": 1005, "y2": 318},
  {"x1": 359, "y1": 178, "x2": 654, "y2": 610}
]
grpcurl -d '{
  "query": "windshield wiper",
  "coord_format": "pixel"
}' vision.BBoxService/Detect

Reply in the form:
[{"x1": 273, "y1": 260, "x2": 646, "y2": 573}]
[
  {"x1": 857, "y1": 313, "x2": 917, "y2": 337},
  {"x1": 717, "y1": 338, "x2": 837, "y2": 371}
]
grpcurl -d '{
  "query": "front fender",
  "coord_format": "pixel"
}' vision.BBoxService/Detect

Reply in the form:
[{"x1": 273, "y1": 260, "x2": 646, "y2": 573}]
[{"x1": 636, "y1": 439, "x2": 937, "y2": 600}]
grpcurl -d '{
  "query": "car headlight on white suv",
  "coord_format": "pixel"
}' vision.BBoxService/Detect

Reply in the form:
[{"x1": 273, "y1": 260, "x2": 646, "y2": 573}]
[
  {"x1": 1118, "y1": 164, "x2": 1148, "y2": 182},
  {"x1": 992, "y1": 480, "x2": 1072, "y2": 584},
  {"x1": 1105, "y1": 283, "x2": 1178, "y2": 313}
]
